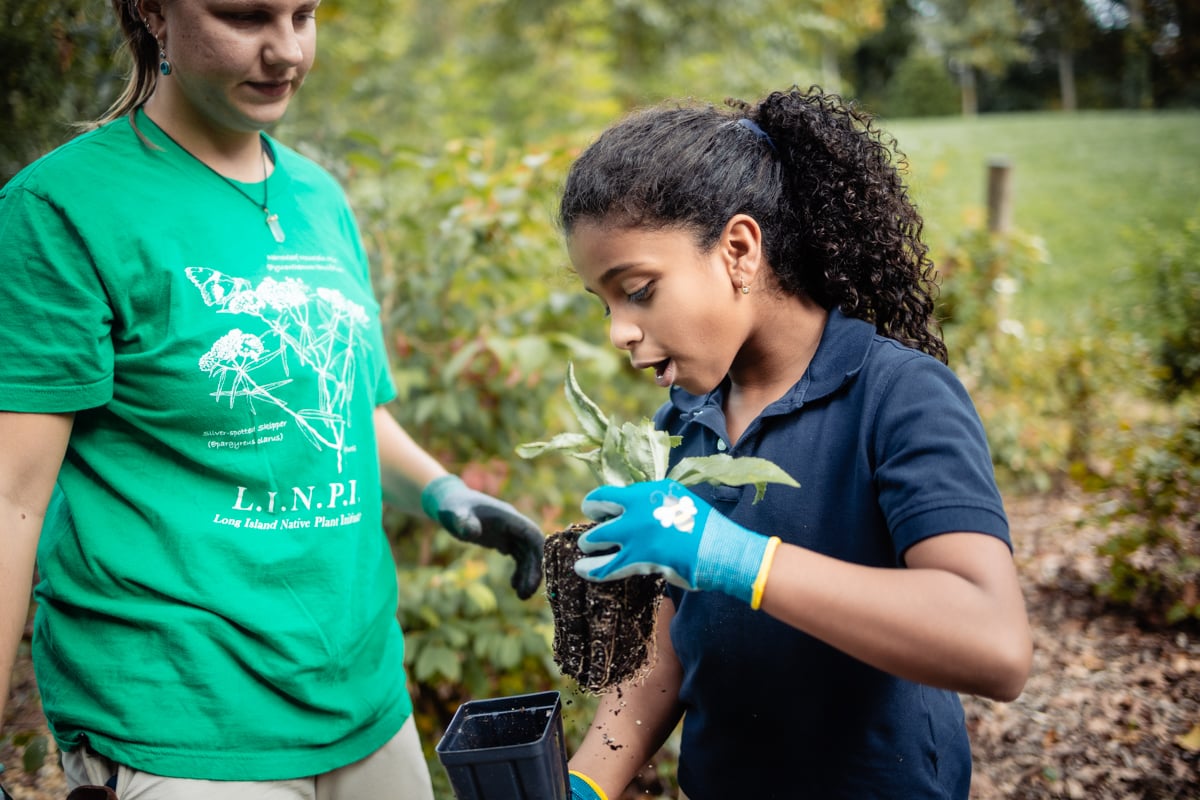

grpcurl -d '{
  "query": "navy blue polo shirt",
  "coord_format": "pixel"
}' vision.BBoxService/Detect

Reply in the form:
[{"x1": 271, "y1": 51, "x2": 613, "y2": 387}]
[{"x1": 656, "y1": 310, "x2": 1008, "y2": 799}]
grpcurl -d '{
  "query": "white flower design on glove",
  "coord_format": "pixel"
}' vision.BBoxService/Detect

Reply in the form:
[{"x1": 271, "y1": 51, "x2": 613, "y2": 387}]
[{"x1": 652, "y1": 493, "x2": 698, "y2": 534}]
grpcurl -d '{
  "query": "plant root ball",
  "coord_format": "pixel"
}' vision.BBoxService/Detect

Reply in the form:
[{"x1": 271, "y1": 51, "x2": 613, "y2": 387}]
[{"x1": 543, "y1": 523, "x2": 665, "y2": 694}]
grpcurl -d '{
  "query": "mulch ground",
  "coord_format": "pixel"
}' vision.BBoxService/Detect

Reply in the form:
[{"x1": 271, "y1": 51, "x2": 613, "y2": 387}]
[
  {"x1": 963, "y1": 490, "x2": 1199, "y2": 800},
  {"x1": 3, "y1": 489, "x2": 1198, "y2": 799}
]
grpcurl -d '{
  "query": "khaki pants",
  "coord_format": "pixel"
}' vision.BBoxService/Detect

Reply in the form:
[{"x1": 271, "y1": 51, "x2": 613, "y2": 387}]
[{"x1": 61, "y1": 717, "x2": 434, "y2": 800}]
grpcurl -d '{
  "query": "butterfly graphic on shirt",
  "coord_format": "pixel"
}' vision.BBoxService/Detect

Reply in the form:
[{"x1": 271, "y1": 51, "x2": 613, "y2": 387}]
[{"x1": 186, "y1": 267, "x2": 255, "y2": 309}]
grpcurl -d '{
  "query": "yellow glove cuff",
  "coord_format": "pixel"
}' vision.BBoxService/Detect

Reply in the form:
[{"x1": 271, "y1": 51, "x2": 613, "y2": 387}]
[
  {"x1": 750, "y1": 536, "x2": 782, "y2": 610},
  {"x1": 569, "y1": 770, "x2": 609, "y2": 800}
]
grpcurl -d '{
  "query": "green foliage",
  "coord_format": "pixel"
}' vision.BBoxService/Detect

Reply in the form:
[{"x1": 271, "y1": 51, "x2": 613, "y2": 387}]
[
  {"x1": 1082, "y1": 211, "x2": 1200, "y2": 627},
  {"x1": 935, "y1": 221, "x2": 1166, "y2": 494},
  {"x1": 394, "y1": 533, "x2": 556, "y2": 698},
  {"x1": 0, "y1": 0, "x2": 124, "y2": 180},
  {"x1": 1130, "y1": 210, "x2": 1200, "y2": 400},
  {"x1": 937, "y1": 223, "x2": 1062, "y2": 490},
  {"x1": 881, "y1": 54, "x2": 960, "y2": 118},
  {"x1": 918, "y1": 0, "x2": 1033, "y2": 76},
  {"x1": 284, "y1": 0, "x2": 854, "y2": 161},
  {"x1": 0, "y1": 730, "x2": 48, "y2": 775},
  {"x1": 343, "y1": 130, "x2": 662, "y2": 777},
  {"x1": 937, "y1": 226, "x2": 1046, "y2": 348},
  {"x1": 1091, "y1": 402, "x2": 1200, "y2": 626},
  {"x1": 517, "y1": 363, "x2": 800, "y2": 500}
]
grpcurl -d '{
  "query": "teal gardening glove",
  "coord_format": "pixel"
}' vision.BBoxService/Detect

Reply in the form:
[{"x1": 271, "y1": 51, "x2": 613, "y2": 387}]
[
  {"x1": 421, "y1": 475, "x2": 544, "y2": 599},
  {"x1": 577, "y1": 480, "x2": 781, "y2": 608}
]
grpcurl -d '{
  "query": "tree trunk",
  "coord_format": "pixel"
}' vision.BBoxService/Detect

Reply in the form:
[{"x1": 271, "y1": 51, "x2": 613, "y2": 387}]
[
  {"x1": 821, "y1": 35, "x2": 843, "y2": 94},
  {"x1": 1057, "y1": 49, "x2": 1077, "y2": 111},
  {"x1": 959, "y1": 64, "x2": 978, "y2": 116},
  {"x1": 1123, "y1": 0, "x2": 1153, "y2": 109}
]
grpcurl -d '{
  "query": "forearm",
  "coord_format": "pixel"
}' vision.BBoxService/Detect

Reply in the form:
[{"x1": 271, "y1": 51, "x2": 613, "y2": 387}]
[
  {"x1": 0, "y1": 412, "x2": 72, "y2": 728},
  {"x1": 570, "y1": 600, "x2": 684, "y2": 796},
  {"x1": 760, "y1": 534, "x2": 1031, "y2": 700},
  {"x1": 373, "y1": 406, "x2": 448, "y2": 513},
  {"x1": 0, "y1": 521, "x2": 38, "y2": 725}
]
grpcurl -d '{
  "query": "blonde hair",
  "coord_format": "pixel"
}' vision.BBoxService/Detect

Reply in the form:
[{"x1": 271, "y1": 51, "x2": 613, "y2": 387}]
[{"x1": 85, "y1": 0, "x2": 160, "y2": 130}]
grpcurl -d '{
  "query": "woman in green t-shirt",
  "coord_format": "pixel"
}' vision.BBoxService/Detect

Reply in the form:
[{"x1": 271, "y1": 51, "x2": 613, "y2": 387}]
[{"x1": 0, "y1": 2, "x2": 543, "y2": 798}]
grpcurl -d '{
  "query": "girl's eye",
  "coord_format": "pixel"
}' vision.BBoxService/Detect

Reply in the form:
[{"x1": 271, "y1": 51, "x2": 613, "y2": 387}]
[{"x1": 627, "y1": 284, "x2": 652, "y2": 304}]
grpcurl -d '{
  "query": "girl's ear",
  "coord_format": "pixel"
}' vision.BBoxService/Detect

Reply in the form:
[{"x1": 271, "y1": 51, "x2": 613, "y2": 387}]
[{"x1": 719, "y1": 214, "x2": 765, "y2": 293}]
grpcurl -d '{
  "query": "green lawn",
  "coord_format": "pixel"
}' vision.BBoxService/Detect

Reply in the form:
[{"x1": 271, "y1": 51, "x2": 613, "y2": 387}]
[{"x1": 887, "y1": 110, "x2": 1200, "y2": 332}]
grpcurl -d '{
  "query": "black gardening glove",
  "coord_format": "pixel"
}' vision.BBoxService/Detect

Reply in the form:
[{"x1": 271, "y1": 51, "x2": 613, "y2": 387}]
[{"x1": 420, "y1": 475, "x2": 544, "y2": 599}]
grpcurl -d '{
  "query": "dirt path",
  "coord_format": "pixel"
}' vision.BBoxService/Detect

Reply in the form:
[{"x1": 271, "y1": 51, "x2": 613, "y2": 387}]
[{"x1": 3, "y1": 491, "x2": 1198, "y2": 799}]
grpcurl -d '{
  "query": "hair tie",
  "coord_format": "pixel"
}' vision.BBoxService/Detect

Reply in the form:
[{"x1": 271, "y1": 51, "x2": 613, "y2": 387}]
[{"x1": 737, "y1": 118, "x2": 777, "y2": 154}]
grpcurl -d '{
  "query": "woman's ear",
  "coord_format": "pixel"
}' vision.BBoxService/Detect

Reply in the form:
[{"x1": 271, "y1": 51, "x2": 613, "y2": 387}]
[
  {"x1": 719, "y1": 214, "x2": 765, "y2": 293},
  {"x1": 139, "y1": 0, "x2": 165, "y2": 33}
]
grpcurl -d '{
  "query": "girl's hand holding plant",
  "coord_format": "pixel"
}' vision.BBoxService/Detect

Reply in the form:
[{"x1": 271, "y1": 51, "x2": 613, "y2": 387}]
[{"x1": 578, "y1": 479, "x2": 781, "y2": 609}]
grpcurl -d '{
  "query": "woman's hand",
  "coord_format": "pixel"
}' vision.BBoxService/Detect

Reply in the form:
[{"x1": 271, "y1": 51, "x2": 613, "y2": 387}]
[{"x1": 421, "y1": 475, "x2": 544, "y2": 599}]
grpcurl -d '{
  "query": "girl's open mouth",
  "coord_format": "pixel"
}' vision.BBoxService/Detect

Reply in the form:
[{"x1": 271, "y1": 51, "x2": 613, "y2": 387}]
[{"x1": 652, "y1": 359, "x2": 675, "y2": 388}]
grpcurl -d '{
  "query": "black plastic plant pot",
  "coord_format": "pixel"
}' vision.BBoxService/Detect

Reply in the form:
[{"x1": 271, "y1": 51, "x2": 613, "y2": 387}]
[{"x1": 435, "y1": 690, "x2": 569, "y2": 800}]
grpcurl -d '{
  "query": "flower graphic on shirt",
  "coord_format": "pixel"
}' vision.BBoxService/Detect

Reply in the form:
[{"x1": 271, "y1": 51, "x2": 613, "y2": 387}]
[
  {"x1": 201, "y1": 329, "x2": 265, "y2": 366},
  {"x1": 189, "y1": 267, "x2": 369, "y2": 472},
  {"x1": 653, "y1": 493, "x2": 698, "y2": 534}
]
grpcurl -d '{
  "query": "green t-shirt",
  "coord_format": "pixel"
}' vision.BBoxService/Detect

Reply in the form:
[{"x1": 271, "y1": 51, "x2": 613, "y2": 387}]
[{"x1": 0, "y1": 110, "x2": 411, "y2": 780}]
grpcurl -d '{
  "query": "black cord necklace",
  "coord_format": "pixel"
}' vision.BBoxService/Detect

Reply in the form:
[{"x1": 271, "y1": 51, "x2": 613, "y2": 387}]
[{"x1": 155, "y1": 124, "x2": 286, "y2": 244}]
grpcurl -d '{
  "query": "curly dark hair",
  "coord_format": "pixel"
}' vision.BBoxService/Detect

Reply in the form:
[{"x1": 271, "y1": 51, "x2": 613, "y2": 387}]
[{"x1": 559, "y1": 86, "x2": 947, "y2": 363}]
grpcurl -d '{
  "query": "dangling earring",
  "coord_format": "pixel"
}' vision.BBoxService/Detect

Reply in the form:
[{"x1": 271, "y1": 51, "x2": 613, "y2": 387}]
[
  {"x1": 741, "y1": 279, "x2": 751, "y2": 295},
  {"x1": 158, "y1": 41, "x2": 172, "y2": 76}
]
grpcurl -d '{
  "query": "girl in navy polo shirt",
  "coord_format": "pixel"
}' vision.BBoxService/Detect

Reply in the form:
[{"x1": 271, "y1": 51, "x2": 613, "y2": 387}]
[{"x1": 560, "y1": 88, "x2": 1032, "y2": 800}]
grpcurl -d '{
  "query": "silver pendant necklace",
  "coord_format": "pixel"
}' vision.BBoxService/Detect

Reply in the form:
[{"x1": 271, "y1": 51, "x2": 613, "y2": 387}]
[{"x1": 156, "y1": 126, "x2": 286, "y2": 243}]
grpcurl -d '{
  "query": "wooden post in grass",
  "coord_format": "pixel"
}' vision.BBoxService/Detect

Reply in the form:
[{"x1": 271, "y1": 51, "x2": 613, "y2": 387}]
[{"x1": 987, "y1": 156, "x2": 1013, "y2": 234}]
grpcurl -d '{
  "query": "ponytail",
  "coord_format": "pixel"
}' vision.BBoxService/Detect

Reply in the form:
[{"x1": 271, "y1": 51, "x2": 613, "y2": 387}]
[
  {"x1": 750, "y1": 89, "x2": 946, "y2": 362},
  {"x1": 83, "y1": 0, "x2": 159, "y2": 130}
]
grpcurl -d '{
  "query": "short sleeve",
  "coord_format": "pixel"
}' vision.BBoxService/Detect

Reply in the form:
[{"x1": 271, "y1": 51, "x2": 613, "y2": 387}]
[
  {"x1": 0, "y1": 185, "x2": 114, "y2": 411},
  {"x1": 871, "y1": 356, "x2": 1009, "y2": 559}
]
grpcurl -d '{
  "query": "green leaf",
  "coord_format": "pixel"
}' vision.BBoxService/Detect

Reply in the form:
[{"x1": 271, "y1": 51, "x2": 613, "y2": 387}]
[
  {"x1": 495, "y1": 635, "x2": 523, "y2": 669},
  {"x1": 417, "y1": 606, "x2": 442, "y2": 628},
  {"x1": 463, "y1": 581, "x2": 498, "y2": 614},
  {"x1": 442, "y1": 339, "x2": 484, "y2": 381},
  {"x1": 515, "y1": 432, "x2": 596, "y2": 459},
  {"x1": 619, "y1": 419, "x2": 673, "y2": 481},
  {"x1": 415, "y1": 644, "x2": 461, "y2": 683},
  {"x1": 599, "y1": 421, "x2": 636, "y2": 486},
  {"x1": 442, "y1": 624, "x2": 471, "y2": 649},
  {"x1": 668, "y1": 454, "x2": 800, "y2": 503},
  {"x1": 22, "y1": 734, "x2": 48, "y2": 774},
  {"x1": 568, "y1": 449, "x2": 604, "y2": 483},
  {"x1": 565, "y1": 361, "x2": 609, "y2": 443}
]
